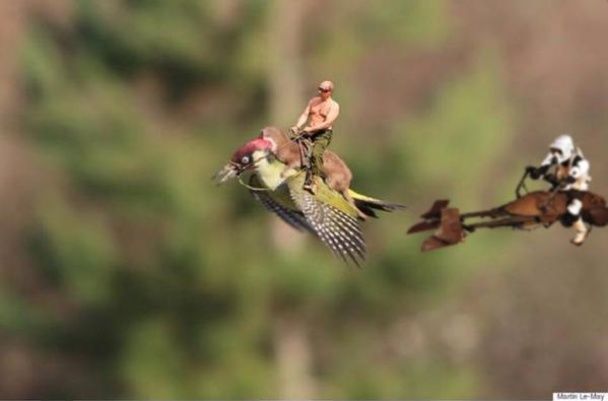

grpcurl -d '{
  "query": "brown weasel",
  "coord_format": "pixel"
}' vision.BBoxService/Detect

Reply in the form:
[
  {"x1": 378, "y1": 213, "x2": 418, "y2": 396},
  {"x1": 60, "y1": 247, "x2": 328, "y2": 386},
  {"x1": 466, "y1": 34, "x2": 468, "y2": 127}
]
[{"x1": 260, "y1": 126, "x2": 365, "y2": 219}]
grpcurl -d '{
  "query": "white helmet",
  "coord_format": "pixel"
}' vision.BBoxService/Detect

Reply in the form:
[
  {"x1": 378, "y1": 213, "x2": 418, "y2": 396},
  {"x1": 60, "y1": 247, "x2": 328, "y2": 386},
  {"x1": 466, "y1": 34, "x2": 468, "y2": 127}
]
[{"x1": 549, "y1": 134, "x2": 575, "y2": 163}]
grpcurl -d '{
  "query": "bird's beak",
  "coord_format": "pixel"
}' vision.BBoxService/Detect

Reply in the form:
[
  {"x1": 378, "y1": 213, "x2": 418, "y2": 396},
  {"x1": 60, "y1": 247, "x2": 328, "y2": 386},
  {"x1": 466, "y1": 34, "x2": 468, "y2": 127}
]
[{"x1": 213, "y1": 162, "x2": 240, "y2": 184}]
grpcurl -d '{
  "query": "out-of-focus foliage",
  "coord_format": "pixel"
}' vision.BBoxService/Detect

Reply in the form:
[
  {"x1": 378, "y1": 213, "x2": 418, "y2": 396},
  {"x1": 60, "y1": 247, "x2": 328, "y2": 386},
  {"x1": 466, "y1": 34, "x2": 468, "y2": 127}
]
[{"x1": 2, "y1": 0, "x2": 608, "y2": 399}]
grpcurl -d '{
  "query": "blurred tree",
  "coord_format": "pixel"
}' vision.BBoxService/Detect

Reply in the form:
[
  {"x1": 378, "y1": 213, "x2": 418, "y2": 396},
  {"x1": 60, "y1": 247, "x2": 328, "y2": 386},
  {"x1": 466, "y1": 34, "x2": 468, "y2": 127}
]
[
  {"x1": 6, "y1": 0, "x2": 586, "y2": 399},
  {"x1": 266, "y1": 0, "x2": 317, "y2": 398}
]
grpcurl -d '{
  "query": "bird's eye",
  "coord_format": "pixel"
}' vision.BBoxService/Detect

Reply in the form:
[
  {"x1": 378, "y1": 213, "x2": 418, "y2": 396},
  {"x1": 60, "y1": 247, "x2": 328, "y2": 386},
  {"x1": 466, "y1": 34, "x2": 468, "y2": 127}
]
[{"x1": 241, "y1": 156, "x2": 250, "y2": 164}]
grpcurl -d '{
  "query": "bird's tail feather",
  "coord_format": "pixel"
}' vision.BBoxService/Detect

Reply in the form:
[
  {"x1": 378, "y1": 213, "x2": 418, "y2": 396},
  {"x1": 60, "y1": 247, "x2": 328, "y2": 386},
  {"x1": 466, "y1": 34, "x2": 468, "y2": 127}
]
[{"x1": 348, "y1": 189, "x2": 406, "y2": 218}]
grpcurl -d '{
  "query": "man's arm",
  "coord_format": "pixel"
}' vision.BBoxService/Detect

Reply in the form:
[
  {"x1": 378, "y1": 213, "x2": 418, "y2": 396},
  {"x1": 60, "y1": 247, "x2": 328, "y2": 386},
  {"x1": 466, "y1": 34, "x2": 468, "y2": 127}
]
[
  {"x1": 569, "y1": 158, "x2": 589, "y2": 180},
  {"x1": 528, "y1": 151, "x2": 557, "y2": 179},
  {"x1": 292, "y1": 101, "x2": 311, "y2": 131},
  {"x1": 540, "y1": 152, "x2": 557, "y2": 169}
]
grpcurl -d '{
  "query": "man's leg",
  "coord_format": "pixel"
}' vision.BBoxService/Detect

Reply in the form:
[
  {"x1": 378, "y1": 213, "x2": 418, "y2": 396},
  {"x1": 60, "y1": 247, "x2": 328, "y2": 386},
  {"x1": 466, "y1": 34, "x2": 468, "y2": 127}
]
[
  {"x1": 302, "y1": 142, "x2": 314, "y2": 192},
  {"x1": 564, "y1": 198, "x2": 589, "y2": 245},
  {"x1": 572, "y1": 218, "x2": 589, "y2": 246},
  {"x1": 304, "y1": 131, "x2": 332, "y2": 193}
]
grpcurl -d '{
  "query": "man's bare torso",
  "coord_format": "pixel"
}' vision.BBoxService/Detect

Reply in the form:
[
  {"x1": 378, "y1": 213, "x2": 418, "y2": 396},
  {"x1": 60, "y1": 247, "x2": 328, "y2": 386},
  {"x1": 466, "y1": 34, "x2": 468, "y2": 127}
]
[{"x1": 308, "y1": 96, "x2": 338, "y2": 130}]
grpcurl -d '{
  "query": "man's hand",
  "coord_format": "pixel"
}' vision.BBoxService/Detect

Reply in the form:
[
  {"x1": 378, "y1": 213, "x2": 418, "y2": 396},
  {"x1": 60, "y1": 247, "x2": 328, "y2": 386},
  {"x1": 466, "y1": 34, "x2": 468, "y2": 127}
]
[
  {"x1": 526, "y1": 166, "x2": 541, "y2": 179},
  {"x1": 301, "y1": 126, "x2": 316, "y2": 136}
]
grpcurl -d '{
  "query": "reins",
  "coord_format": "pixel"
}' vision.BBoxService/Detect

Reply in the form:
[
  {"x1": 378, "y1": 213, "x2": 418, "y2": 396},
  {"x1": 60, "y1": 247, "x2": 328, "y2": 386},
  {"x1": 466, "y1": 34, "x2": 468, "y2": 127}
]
[
  {"x1": 234, "y1": 129, "x2": 311, "y2": 192},
  {"x1": 230, "y1": 158, "x2": 272, "y2": 192},
  {"x1": 237, "y1": 174, "x2": 271, "y2": 192}
]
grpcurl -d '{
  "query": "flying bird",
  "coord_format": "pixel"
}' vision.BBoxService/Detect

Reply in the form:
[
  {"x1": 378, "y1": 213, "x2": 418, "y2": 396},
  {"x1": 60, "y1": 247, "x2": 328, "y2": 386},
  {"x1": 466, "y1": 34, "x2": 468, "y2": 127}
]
[{"x1": 214, "y1": 127, "x2": 404, "y2": 265}]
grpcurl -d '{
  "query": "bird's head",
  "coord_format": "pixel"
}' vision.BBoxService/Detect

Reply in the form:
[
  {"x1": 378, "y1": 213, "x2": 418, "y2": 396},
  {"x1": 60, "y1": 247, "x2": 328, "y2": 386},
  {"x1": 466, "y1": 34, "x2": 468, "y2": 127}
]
[{"x1": 213, "y1": 137, "x2": 273, "y2": 184}]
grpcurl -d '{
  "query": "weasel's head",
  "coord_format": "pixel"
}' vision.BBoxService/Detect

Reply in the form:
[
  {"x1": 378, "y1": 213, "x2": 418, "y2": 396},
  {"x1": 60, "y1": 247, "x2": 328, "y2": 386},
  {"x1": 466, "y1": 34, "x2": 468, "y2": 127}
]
[{"x1": 259, "y1": 126, "x2": 290, "y2": 152}]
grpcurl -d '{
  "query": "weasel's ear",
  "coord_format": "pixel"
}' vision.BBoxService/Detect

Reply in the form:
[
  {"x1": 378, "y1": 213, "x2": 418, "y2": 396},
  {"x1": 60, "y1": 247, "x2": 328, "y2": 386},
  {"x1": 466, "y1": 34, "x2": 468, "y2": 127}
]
[{"x1": 264, "y1": 136, "x2": 278, "y2": 152}]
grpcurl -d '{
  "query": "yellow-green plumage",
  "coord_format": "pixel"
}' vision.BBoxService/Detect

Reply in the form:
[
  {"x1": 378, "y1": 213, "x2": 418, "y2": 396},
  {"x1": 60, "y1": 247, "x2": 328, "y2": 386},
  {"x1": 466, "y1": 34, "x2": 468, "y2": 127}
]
[
  {"x1": 251, "y1": 151, "x2": 366, "y2": 217},
  {"x1": 246, "y1": 151, "x2": 403, "y2": 264}
]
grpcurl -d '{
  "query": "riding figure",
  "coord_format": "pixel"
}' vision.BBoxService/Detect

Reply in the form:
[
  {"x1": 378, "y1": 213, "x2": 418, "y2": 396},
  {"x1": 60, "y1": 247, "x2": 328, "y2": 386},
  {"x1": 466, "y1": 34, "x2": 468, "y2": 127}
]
[
  {"x1": 526, "y1": 134, "x2": 592, "y2": 245},
  {"x1": 290, "y1": 80, "x2": 340, "y2": 194},
  {"x1": 408, "y1": 134, "x2": 604, "y2": 252}
]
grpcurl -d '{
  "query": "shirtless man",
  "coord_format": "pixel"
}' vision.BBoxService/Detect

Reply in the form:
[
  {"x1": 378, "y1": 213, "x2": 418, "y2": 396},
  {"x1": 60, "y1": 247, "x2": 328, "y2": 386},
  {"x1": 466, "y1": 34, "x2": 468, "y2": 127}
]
[{"x1": 290, "y1": 80, "x2": 340, "y2": 193}]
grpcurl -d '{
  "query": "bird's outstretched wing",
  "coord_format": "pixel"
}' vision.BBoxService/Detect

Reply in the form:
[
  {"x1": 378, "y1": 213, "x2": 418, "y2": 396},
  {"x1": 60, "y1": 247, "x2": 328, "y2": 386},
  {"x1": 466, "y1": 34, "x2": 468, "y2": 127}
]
[
  {"x1": 288, "y1": 175, "x2": 367, "y2": 265},
  {"x1": 248, "y1": 175, "x2": 314, "y2": 234}
]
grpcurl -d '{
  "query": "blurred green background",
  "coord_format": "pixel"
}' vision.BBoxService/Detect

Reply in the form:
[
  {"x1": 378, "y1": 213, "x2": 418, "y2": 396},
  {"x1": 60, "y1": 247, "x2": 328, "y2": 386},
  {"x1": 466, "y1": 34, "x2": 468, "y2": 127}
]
[{"x1": 2, "y1": 0, "x2": 608, "y2": 398}]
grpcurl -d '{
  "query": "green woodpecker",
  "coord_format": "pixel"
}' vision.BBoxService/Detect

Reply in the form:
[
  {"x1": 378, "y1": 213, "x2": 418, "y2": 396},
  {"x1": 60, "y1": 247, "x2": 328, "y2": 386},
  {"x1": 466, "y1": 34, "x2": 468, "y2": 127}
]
[{"x1": 214, "y1": 136, "x2": 404, "y2": 265}]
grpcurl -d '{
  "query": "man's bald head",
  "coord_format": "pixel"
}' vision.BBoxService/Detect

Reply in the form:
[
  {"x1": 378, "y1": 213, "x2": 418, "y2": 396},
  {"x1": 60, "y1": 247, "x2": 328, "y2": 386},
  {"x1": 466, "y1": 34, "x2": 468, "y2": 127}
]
[{"x1": 318, "y1": 80, "x2": 334, "y2": 92}]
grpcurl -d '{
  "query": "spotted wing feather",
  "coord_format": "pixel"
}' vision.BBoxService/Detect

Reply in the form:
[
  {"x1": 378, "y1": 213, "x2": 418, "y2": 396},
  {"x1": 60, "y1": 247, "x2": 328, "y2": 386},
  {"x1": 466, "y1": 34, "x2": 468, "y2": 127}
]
[
  {"x1": 250, "y1": 190, "x2": 315, "y2": 234},
  {"x1": 249, "y1": 175, "x2": 316, "y2": 235},
  {"x1": 290, "y1": 189, "x2": 367, "y2": 265}
]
